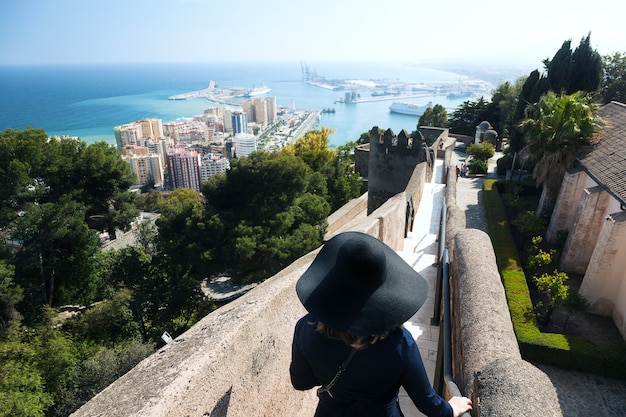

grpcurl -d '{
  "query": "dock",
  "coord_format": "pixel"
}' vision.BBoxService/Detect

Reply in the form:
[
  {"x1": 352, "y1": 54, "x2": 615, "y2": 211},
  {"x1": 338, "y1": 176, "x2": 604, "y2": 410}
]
[{"x1": 168, "y1": 80, "x2": 246, "y2": 107}]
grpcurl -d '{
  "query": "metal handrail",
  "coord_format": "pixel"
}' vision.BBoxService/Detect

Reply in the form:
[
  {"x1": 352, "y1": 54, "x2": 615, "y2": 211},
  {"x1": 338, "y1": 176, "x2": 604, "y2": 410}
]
[
  {"x1": 433, "y1": 196, "x2": 471, "y2": 417},
  {"x1": 431, "y1": 199, "x2": 447, "y2": 326},
  {"x1": 441, "y1": 249, "x2": 471, "y2": 417}
]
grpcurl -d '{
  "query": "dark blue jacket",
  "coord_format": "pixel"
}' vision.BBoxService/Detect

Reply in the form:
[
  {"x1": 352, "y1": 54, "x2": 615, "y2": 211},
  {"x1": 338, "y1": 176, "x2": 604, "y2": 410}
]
[{"x1": 290, "y1": 314, "x2": 453, "y2": 417}]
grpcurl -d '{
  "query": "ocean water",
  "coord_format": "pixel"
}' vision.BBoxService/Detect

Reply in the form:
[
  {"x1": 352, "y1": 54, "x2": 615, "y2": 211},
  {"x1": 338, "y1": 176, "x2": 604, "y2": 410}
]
[{"x1": 0, "y1": 62, "x2": 488, "y2": 148}]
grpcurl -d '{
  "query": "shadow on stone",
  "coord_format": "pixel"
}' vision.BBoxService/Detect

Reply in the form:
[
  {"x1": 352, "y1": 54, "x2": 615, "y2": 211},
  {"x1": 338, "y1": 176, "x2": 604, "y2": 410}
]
[{"x1": 207, "y1": 387, "x2": 232, "y2": 417}]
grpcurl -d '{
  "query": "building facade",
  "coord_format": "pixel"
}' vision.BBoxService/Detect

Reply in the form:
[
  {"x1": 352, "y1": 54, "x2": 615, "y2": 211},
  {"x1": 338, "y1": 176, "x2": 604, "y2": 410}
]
[
  {"x1": 546, "y1": 101, "x2": 626, "y2": 338},
  {"x1": 166, "y1": 149, "x2": 202, "y2": 192},
  {"x1": 234, "y1": 133, "x2": 257, "y2": 158},
  {"x1": 231, "y1": 111, "x2": 248, "y2": 135},
  {"x1": 200, "y1": 154, "x2": 230, "y2": 182}
]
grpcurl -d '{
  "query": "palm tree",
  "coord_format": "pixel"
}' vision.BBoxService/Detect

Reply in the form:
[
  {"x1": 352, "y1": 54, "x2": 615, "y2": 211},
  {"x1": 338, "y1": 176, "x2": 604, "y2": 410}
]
[{"x1": 519, "y1": 91, "x2": 603, "y2": 217}]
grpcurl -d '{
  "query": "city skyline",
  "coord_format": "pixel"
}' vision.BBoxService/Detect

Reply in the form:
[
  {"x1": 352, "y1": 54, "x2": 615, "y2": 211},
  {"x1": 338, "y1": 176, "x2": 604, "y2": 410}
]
[{"x1": 1, "y1": 0, "x2": 625, "y2": 67}]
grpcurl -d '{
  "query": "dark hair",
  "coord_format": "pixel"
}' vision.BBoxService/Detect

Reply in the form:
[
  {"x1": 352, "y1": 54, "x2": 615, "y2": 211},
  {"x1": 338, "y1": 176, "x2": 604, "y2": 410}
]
[{"x1": 314, "y1": 321, "x2": 390, "y2": 350}]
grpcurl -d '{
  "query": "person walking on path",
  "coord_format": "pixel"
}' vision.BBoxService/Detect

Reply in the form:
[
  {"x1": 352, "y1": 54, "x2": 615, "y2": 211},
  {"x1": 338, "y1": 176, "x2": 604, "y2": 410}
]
[{"x1": 290, "y1": 231, "x2": 472, "y2": 417}]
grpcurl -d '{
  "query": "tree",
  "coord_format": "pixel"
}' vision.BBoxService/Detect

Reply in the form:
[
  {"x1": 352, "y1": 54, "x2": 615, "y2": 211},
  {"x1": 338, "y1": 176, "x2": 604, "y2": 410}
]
[
  {"x1": 513, "y1": 212, "x2": 547, "y2": 250},
  {"x1": 569, "y1": 33, "x2": 602, "y2": 94},
  {"x1": 534, "y1": 270, "x2": 569, "y2": 324},
  {"x1": 0, "y1": 322, "x2": 53, "y2": 417},
  {"x1": 324, "y1": 142, "x2": 362, "y2": 212},
  {"x1": 0, "y1": 129, "x2": 139, "y2": 310},
  {"x1": 0, "y1": 261, "x2": 22, "y2": 338},
  {"x1": 488, "y1": 80, "x2": 522, "y2": 138},
  {"x1": 135, "y1": 189, "x2": 163, "y2": 212},
  {"x1": 448, "y1": 97, "x2": 491, "y2": 136},
  {"x1": 601, "y1": 52, "x2": 626, "y2": 104},
  {"x1": 509, "y1": 70, "x2": 551, "y2": 153},
  {"x1": 203, "y1": 150, "x2": 328, "y2": 283},
  {"x1": 519, "y1": 91, "x2": 604, "y2": 217},
  {"x1": 11, "y1": 196, "x2": 103, "y2": 311},
  {"x1": 418, "y1": 104, "x2": 448, "y2": 127},
  {"x1": 545, "y1": 40, "x2": 572, "y2": 93},
  {"x1": 34, "y1": 138, "x2": 138, "y2": 238},
  {"x1": 542, "y1": 34, "x2": 602, "y2": 96},
  {"x1": 286, "y1": 127, "x2": 336, "y2": 172}
]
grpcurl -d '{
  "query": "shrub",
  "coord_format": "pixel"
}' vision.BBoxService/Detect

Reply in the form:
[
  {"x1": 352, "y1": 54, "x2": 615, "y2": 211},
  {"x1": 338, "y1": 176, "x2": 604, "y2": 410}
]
[
  {"x1": 496, "y1": 154, "x2": 512, "y2": 176},
  {"x1": 513, "y1": 212, "x2": 547, "y2": 249},
  {"x1": 482, "y1": 180, "x2": 626, "y2": 379},
  {"x1": 467, "y1": 142, "x2": 495, "y2": 160},
  {"x1": 468, "y1": 158, "x2": 487, "y2": 174}
]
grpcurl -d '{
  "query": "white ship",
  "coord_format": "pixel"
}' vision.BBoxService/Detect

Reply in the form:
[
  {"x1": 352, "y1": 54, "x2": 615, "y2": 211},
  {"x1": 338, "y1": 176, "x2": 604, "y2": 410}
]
[
  {"x1": 389, "y1": 101, "x2": 432, "y2": 116},
  {"x1": 243, "y1": 85, "x2": 271, "y2": 97}
]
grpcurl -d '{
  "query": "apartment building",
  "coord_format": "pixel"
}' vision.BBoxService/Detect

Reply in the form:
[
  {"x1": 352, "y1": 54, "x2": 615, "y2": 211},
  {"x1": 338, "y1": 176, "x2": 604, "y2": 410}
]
[
  {"x1": 166, "y1": 149, "x2": 202, "y2": 192},
  {"x1": 234, "y1": 133, "x2": 257, "y2": 158}
]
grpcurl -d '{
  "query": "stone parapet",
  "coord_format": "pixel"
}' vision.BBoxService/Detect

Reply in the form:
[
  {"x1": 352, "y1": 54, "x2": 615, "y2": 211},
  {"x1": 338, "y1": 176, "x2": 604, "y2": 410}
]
[
  {"x1": 72, "y1": 156, "x2": 431, "y2": 416},
  {"x1": 72, "y1": 251, "x2": 319, "y2": 417},
  {"x1": 451, "y1": 229, "x2": 562, "y2": 416}
]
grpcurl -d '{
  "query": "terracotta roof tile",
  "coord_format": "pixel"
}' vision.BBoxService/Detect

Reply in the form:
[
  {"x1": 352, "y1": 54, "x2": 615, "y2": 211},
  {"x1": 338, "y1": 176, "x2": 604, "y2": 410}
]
[{"x1": 578, "y1": 101, "x2": 626, "y2": 205}]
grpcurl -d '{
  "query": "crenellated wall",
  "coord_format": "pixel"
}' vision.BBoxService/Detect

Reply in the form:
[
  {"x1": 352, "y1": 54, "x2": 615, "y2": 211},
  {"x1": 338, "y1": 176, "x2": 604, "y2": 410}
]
[{"x1": 367, "y1": 127, "x2": 430, "y2": 214}]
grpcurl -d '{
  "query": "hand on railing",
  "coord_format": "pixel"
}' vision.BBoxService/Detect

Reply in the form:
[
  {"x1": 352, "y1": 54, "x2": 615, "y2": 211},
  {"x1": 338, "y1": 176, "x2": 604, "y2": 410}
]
[{"x1": 448, "y1": 395, "x2": 472, "y2": 417}]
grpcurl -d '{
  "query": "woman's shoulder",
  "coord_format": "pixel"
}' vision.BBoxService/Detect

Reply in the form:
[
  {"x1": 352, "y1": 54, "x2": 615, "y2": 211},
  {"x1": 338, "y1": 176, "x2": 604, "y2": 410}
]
[{"x1": 295, "y1": 313, "x2": 315, "y2": 330}]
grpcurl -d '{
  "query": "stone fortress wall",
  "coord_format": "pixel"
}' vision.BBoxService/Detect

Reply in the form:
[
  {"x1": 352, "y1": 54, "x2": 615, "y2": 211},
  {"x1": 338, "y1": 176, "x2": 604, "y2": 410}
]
[{"x1": 72, "y1": 132, "x2": 562, "y2": 416}]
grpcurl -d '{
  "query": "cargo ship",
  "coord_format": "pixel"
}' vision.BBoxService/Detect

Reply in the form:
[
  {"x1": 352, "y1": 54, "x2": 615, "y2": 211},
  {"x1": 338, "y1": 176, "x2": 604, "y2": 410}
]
[{"x1": 389, "y1": 101, "x2": 432, "y2": 116}]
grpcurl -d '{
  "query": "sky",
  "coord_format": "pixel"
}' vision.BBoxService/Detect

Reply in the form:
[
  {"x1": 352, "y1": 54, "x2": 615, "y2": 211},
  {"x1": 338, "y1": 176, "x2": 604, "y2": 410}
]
[{"x1": 1, "y1": 0, "x2": 625, "y2": 68}]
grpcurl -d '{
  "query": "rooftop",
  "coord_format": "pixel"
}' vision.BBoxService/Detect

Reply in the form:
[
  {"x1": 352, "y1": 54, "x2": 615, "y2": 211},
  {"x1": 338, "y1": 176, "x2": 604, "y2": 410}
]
[{"x1": 578, "y1": 101, "x2": 626, "y2": 205}]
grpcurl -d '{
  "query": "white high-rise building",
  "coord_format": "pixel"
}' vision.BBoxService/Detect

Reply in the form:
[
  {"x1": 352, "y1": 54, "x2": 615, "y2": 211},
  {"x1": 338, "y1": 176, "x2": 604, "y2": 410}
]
[
  {"x1": 265, "y1": 96, "x2": 277, "y2": 123},
  {"x1": 114, "y1": 123, "x2": 144, "y2": 148},
  {"x1": 234, "y1": 133, "x2": 257, "y2": 158},
  {"x1": 200, "y1": 154, "x2": 230, "y2": 182}
]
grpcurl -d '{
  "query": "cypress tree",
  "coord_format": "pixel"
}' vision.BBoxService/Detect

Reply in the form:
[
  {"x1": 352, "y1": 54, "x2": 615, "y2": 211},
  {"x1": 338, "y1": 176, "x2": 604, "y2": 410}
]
[
  {"x1": 569, "y1": 33, "x2": 602, "y2": 94},
  {"x1": 545, "y1": 40, "x2": 572, "y2": 94}
]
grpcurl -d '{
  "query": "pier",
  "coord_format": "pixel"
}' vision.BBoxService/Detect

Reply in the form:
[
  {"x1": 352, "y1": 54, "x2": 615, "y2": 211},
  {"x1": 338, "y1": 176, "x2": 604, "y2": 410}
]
[
  {"x1": 168, "y1": 80, "x2": 246, "y2": 107},
  {"x1": 336, "y1": 92, "x2": 434, "y2": 104}
]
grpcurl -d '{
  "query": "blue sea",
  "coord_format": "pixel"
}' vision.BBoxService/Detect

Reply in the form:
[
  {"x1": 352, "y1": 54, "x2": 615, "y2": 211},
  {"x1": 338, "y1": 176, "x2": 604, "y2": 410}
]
[{"x1": 0, "y1": 62, "x2": 492, "y2": 148}]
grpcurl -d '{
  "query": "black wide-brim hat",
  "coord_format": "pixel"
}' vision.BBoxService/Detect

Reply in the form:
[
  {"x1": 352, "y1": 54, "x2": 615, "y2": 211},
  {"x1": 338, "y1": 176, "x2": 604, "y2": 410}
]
[{"x1": 296, "y1": 231, "x2": 428, "y2": 336}]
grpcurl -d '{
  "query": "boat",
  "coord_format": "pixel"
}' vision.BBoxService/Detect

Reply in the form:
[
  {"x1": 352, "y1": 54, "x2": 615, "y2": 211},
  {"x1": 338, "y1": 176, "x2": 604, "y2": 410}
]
[
  {"x1": 243, "y1": 85, "x2": 271, "y2": 97},
  {"x1": 371, "y1": 90, "x2": 400, "y2": 97},
  {"x1": 446, "y1": 91, "x2": 473, "y2": 100},
  {"x1": 389, "y1": 101, "x2": 432, "y2": 116}
]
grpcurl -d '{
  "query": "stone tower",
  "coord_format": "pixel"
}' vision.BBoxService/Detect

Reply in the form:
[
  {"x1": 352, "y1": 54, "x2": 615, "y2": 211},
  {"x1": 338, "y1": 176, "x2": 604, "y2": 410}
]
[{"x1": 367, "y1": 126, "x2": 430, "y2": 214}]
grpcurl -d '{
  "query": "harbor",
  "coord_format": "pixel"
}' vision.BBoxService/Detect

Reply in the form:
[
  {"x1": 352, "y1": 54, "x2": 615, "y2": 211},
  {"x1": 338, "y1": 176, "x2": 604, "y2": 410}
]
[
  {"x1": 301, "y1": 62, "x2": 491, "y2": 106},
  {"x1": 168, "y1": 80, "x2": 271, "y2": 106}
]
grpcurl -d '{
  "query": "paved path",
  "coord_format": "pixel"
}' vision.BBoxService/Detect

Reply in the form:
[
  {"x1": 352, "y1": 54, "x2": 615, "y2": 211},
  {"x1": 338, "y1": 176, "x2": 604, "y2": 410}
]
[
  {"x1": 396, "y1": 144, "x2": 626, "y2": 416},
  {"x1": 397, "y1": 157, "x2": 445, "y2": 417}
]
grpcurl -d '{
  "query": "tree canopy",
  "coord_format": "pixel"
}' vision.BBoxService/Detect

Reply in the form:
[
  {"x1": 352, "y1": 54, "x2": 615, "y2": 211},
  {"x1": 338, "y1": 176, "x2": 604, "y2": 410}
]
[
  {"x1": 601, "y1": 52, "x2": 626, "y2": 104},
  {"x1": 519, "y1": 91, "x2": 603, "y2": 216},
  {"x1": 418, "y1": 104, "x2": 448, "y2": 128},
  {"x1": 448, "y1": 97, "x2": 491, "y2": 136},
  {"x1": 0, "y1": 129, "x2": 138, "y2": 314},
  {"x1": 202, "y1": 130, "x2": 341, "y2": 283}
]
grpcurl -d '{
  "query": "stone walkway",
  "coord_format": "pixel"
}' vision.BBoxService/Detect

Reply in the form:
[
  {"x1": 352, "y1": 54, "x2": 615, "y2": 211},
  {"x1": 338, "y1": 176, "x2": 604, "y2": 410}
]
[
  {"x1": 397, "y1": 144, "x2": 626, "y2": 416},
  {"x1": 397, "y1": 157, "x2": 445, "y2": 417}
]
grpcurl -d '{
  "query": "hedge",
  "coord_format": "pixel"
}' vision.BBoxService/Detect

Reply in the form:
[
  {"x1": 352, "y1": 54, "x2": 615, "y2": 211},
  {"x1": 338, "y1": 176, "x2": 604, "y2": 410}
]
[{"x1": 483, "y1": 179, "x2": 626, "y2": 379}]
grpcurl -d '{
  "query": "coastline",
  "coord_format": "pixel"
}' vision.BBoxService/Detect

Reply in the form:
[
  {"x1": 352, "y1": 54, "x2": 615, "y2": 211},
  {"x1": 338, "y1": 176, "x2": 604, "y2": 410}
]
[{"x1": 0, "y1": 61, "x2": 507, "y2": 148}]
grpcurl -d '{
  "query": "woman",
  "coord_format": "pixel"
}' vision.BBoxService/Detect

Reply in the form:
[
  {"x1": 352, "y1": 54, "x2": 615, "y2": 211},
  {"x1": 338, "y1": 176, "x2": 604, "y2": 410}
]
[{"x1": 290, "y1": 231, "x2": 472, "y2": 417}]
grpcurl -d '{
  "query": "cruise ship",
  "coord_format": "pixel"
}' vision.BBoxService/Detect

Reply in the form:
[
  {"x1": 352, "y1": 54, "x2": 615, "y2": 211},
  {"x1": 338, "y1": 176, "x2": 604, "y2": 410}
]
[
  {"x1": 389, "y1": 101, "x2": 432, "y2": 116},
  {"x1": 243, "y1": 85, "x2": 271, "y2": 97}
]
